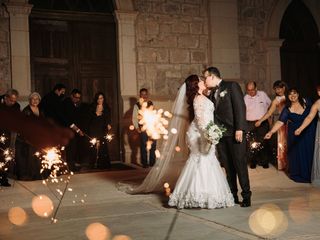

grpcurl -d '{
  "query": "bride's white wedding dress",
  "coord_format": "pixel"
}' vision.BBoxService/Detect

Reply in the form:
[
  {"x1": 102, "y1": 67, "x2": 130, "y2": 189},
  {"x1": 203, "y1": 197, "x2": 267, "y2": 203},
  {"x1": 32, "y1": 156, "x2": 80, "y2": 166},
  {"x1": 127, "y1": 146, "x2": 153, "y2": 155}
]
[{"x1": 168, "y1": 94, "x2": 234, "y2": 209}]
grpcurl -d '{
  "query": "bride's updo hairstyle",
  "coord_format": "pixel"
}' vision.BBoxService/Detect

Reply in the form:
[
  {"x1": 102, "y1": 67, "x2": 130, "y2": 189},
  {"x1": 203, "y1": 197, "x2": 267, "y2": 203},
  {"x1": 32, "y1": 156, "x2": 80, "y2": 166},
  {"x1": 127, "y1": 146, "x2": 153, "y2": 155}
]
[{"x1": 185, "y1": 74, "x2": 199, "y2": 121}]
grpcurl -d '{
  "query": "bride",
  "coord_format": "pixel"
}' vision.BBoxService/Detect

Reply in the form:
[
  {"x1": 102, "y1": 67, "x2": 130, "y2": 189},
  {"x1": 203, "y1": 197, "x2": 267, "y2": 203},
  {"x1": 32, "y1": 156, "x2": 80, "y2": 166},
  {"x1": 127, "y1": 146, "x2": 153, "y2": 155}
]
[{"x1": 120, "y1": 75, "x2": 234, "y2": 209}]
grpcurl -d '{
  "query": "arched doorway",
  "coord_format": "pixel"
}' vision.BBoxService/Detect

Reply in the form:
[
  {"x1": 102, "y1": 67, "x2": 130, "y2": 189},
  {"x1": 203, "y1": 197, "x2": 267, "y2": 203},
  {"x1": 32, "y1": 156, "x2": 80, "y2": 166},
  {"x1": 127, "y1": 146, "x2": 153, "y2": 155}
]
[
  {"x1": 29, "y1": 0, "x2": 120, "y2": 162},
  {"x1": 280, "y1": 0, "x2": 320, "y2": 100}
]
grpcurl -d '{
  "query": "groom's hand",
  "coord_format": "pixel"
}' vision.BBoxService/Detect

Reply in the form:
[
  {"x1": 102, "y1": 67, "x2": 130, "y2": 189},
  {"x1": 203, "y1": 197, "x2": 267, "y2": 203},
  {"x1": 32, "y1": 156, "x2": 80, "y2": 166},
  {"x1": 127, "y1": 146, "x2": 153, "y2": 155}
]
[{"x1": 235, "y1": 130, "x2": 243, "y2": 143}]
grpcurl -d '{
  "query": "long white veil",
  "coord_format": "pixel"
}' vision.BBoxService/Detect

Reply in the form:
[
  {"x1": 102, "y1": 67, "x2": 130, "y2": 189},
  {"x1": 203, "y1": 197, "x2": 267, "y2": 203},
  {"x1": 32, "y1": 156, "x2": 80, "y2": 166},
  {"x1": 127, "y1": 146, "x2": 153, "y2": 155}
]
[{"x1": 119, "y1": 83, "x2": 189, "y2": 193}]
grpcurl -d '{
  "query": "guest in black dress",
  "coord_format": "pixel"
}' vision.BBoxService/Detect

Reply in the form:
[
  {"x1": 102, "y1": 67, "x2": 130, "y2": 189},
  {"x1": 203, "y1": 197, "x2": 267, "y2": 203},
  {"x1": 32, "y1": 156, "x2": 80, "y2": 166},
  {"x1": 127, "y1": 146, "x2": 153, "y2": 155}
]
[
  {"x1": 88, "y1": 92, "x2": 112, "y2": 169},
  {"x1": 0, "y1": 89, "x2": 20, "y2": 186},
  {"x1": 15, "y1": 92, "x2": 43, "y2": 180}
]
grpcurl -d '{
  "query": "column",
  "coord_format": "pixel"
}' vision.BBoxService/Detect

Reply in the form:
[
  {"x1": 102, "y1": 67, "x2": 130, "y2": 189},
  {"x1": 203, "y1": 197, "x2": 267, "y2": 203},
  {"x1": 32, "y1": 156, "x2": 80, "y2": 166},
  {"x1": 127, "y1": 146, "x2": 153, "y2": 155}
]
[
  {"x1": 6, "y1": 0, "x2": 32, "y2": 98},
  {"x1": 265, "y1": 39, "x2": 284, "y2": 93},
  {"x1": 115, "y1": 10, "x2": 138, "y2": 99},
  {"x1": 115, "y1": 10, "x2": 138, "y2": 163}
]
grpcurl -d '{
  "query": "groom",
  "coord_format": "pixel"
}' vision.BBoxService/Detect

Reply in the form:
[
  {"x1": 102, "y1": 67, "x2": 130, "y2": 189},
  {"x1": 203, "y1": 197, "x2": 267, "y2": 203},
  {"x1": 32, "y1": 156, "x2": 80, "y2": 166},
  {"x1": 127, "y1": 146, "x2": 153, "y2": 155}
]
[{"x1": 204, "y1": 67, "x2": 251, "y2": 207}]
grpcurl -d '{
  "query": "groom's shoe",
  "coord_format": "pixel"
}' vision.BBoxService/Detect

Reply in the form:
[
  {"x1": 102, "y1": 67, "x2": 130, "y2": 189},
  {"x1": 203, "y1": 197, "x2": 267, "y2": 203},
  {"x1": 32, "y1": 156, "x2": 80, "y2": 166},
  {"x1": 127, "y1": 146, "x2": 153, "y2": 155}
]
[
  {"x1": 233, "y1": 196, "x2": 240, "y2": 204},
  {"x1": 240, "y1": 198, "x2": 251, "y2": 207}
]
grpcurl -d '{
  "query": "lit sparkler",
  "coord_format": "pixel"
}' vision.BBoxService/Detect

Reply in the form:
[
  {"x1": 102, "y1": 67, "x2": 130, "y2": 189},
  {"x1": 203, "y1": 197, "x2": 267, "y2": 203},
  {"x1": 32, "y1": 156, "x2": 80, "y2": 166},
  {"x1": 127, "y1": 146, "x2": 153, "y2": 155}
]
[
  {"x1": 104, "y1": 133, "x2": 114, "y2": 142},
  {"x1": 249, "y1": 141, "x2": 264, "y2": 153},
  {"x1": 0, "y1": 134, "x2": 6, "y2": 144},
  {"x1": 36, "y1": 147, "x2": 66, "y2": 179},
  {"x1": 0, "y1": 134, "x2": 14, "y2": 171},
  {"x1": 89, "y1": 138, "x2": 98, "y2": 147},
  {"x1": 138, "y1": 102, "x2": 172, "y2": 140}
]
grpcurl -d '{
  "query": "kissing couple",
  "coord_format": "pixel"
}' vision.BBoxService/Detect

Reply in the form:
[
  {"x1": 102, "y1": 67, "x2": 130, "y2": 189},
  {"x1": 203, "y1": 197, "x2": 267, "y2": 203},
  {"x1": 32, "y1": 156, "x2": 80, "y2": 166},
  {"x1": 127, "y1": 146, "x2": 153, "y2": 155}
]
[{"x1": 120, "y1": 66, "x2": 251, "y2": 209}]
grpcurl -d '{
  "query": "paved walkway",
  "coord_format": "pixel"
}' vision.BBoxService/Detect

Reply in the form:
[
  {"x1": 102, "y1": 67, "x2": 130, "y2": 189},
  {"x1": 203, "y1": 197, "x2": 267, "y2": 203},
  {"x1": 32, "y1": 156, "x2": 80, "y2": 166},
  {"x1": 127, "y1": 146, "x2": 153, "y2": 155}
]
[{"x1": 1, "y1": 165, "x2": 320, "y2": 240}]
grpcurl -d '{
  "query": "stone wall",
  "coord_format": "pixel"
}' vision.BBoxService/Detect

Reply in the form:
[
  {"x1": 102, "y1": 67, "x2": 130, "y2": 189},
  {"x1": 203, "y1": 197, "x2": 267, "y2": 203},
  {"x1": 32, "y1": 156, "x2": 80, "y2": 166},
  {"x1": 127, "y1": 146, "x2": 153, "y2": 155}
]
[
  {"x1": 238, "y1": 0, "x2": 278, "y2": 93},
  {"x1": 134, "y1": 0, "x2": 209, "y2": 98},
  {"x1": 0, "y1": 5, "x2": 11, "y2": 94}
]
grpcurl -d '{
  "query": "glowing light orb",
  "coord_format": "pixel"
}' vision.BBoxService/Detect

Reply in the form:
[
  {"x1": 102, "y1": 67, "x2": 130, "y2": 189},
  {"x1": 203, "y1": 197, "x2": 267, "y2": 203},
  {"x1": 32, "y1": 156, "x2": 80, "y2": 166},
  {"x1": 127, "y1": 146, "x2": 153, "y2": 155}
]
[
  {"x1": 175, "y1": 146, "x2": 181, "y2": 152},
  {"x1": 288, "y1": 197, "x2": 311, "y2": 224},
  {"x1": 31, "y1": 195, "x2": 54, "y2": 218},
  {"x1": 249, "y1": 204, "x2": 288, "y2": 237},
  {"x1": 85, "y1": 222, "x2": 111, "y2": 240},
  {"x1": 129, "y1": 125, "x2": 135, "y2": 131},
  {"x1": 112, "y1": 235, "x2": 132, "y2": 240},
  {"x1": 163, "y1": 183, "x2": 170, "y2": 188},
  {"x1": 171, "y1": 128, "x2": 177, "y2": 134},
  {"x1": 8, "y1": 207, "x2": 27, "y2": 226}
]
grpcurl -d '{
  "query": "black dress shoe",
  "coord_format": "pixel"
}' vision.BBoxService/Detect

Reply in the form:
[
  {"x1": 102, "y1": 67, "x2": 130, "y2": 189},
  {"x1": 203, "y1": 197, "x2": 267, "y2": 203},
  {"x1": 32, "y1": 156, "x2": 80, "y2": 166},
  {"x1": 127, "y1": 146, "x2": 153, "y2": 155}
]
[
  {"x1": 250, "y1": 163, "x2": 256, "y2": 169},
  {"x1": 262, "y1": 164, "x2": 269, "y2": 169},
  {"x1": 233, "y1": 196, "x2": 240, "y2": 204},
  {"x1": 240, "y1": 199, "x2": 251, "y2": 207}
]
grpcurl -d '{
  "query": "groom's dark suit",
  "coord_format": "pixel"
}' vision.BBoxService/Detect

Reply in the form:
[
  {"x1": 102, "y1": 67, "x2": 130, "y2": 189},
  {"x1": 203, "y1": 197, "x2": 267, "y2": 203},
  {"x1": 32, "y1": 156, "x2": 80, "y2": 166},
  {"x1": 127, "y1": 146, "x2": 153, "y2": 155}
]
[{"x1": 209, "y1": 80, "x2": 251, "y2": 203}]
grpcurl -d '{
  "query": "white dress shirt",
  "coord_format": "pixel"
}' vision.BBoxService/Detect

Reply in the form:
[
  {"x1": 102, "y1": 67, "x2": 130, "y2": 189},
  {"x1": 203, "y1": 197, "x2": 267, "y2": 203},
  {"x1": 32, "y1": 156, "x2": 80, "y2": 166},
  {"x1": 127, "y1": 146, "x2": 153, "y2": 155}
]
[{"x1": 244, "y1": 90, "x2": 271, "y2": 121}]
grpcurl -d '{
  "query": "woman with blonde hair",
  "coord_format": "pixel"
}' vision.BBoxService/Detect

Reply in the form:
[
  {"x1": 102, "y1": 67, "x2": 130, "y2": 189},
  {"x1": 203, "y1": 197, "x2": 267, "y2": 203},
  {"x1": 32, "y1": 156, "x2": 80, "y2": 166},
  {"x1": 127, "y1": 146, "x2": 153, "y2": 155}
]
[{"x1": 15, "y1": 92, "x2": 43, "y2": 180}]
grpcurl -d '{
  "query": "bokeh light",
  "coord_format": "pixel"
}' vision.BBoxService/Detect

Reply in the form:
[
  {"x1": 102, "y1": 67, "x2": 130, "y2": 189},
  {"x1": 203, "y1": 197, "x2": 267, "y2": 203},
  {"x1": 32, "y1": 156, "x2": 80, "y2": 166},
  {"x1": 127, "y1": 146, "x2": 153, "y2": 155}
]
[
  {"x1": 112, "y1": 235, "x2": 132, "y2": 240},
  {"x1": 85, "y1": 222, "x2": 111, "y2": 240},
  {"x1": 249, "y1": 204, "x2": 288, "y2": 237},
  {"x1": 288, "y1": 197, "x2": 311, "y2": 224},
  {"x1": 31, "y1": 195, "x2": 54, "y2": 218},
  {"x1": 8, "y1": 207, "x2": 28, "y2": 226}
]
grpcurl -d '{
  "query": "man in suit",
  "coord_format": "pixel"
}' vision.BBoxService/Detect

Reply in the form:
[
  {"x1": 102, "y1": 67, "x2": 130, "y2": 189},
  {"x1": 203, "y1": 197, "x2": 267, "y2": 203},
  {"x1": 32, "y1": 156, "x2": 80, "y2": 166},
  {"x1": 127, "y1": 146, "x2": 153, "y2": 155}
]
[
  {"x1": 0, "y1": 89, "x2": 21, "y2": 187},
  {"x1": 62, "y1": 89, "x2": 85, "y2": 171},
  {"x1": 204, "y1": 67, "x2": 251, "y2": 207},
  {"x1": 40, "y1": 83, "x2": 67, "y2": 126}
]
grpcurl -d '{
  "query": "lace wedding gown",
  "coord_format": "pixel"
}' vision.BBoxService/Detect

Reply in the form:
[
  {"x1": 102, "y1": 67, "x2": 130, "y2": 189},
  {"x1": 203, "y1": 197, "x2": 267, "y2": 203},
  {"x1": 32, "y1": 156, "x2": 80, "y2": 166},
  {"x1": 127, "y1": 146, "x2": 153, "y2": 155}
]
[{"x1": 168, "y1": 95, "x2": 234, "y2": 209}]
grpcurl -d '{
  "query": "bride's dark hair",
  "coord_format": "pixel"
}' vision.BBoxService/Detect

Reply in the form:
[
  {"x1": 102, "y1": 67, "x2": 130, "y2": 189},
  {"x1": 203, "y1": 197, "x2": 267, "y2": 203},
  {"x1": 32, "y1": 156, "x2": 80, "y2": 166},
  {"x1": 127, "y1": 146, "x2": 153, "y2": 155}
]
[{"x1": 185, "y1": 74, "x2": 199, "y2": 121}]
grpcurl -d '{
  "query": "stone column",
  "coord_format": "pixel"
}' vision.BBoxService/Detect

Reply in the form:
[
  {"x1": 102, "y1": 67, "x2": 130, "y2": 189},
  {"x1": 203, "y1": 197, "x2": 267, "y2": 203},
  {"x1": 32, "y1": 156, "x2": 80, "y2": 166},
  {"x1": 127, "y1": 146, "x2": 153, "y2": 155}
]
[
  {"x1": 6, "y1": 1, "x2": 32, "y2": 98},
  {"x1": 115, "y1": 10, "x2": 138, "y2": 163},
  {"x1": 265, "y1": 39, "x2": 284, "y2": 93},
  {"x1": 115, "y1": 10, "x2": 138, "y2": 103},
  {"x1": 208, "y1": 0, "x2": 241, "y2": 80}
]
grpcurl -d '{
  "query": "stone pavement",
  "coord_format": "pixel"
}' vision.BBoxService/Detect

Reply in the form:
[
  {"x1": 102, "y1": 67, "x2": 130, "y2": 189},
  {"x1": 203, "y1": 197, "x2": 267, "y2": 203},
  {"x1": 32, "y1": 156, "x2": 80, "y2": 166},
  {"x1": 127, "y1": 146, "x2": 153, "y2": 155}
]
[{"x1": 1, "y1": 165, "x2": 320, "y2": 240}]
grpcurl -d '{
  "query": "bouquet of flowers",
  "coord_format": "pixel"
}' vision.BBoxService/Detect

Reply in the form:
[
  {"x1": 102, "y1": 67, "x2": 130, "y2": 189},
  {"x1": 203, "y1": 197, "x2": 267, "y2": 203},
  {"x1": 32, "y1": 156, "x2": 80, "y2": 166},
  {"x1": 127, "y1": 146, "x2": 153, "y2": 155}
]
[{"x1": 201, "y1": 121, "x2": 226, "y2": 153}]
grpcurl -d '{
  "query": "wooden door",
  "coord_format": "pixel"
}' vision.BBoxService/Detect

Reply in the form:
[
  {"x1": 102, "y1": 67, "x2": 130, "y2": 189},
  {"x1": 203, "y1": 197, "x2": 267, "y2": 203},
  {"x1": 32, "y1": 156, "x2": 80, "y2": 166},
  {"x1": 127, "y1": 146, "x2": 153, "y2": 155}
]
[
  {"x1": 280, "y1": 0, "x2": 320, "y2": 100},
  {"x1": 29, "y1": 12, "x2": 120, "y2": 161}
]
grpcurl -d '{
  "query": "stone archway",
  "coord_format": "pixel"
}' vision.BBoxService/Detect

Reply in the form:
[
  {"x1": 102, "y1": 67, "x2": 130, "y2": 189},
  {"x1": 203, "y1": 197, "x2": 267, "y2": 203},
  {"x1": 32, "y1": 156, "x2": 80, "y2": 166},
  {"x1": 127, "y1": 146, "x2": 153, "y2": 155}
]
[
  {"x1": 280, "y1": 0, "x2": 320, "y2": 98},
  {"x1": 263, "y1": 0, "x2": 291, "y2": 93},
  {"x1": 264, "y1": 0, "x2": 320, "y2": 93}
]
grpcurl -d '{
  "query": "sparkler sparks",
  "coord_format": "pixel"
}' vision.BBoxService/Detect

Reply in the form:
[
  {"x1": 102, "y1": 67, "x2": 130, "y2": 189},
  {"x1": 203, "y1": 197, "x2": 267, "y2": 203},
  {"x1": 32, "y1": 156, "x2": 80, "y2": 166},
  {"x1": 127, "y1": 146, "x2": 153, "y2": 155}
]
[
  {"x1": 89, "y1": 138, "x2": 98, "y2": 147},
  {"x1": 0, "y1": 134, "x2": 6, "y2": 144},
  {"x1": 104, "y1": 134, "x2": 114, "y2": 142},
  {"x1": 138, "y1": 102, "x2": 172, "y2": 140},
  {"x1": 35, "y1": 147, "x2": 67, "y2": 180},
  {"x1": 0, "y1": 134, "x2": 14, "y2": 171}
]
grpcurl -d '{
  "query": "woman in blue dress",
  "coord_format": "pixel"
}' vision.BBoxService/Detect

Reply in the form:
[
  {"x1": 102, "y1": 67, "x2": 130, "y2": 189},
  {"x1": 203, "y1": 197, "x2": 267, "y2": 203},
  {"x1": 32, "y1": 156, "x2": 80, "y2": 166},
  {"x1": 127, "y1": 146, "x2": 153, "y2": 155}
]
[
  {"x1": 265, "y1": 88, "x2": 316, "y2": 183},
  {"x1": 295, "y1": 85, "x2": 320, "y2": 185}
]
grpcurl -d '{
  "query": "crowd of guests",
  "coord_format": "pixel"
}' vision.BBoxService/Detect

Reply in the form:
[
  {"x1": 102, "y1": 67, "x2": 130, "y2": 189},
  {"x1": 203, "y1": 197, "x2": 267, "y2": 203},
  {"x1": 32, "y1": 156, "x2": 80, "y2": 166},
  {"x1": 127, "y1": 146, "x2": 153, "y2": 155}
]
[
  {"x1": 1, "y1": 80, "x2": 320, "y2": 187},
  {"x1": 0, "y1": 84, "x2": 112, "y2": 186},
  {"x1": 244, "y1": 81, "x2": 320, "y2": 185}
]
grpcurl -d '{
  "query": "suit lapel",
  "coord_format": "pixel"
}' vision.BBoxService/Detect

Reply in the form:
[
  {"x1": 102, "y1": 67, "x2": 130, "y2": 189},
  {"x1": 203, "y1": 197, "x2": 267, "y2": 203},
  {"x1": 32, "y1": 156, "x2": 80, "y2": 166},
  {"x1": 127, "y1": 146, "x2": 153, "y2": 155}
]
[{"x1": 215, "y1": 80, "x2": 225, "y2": 108}]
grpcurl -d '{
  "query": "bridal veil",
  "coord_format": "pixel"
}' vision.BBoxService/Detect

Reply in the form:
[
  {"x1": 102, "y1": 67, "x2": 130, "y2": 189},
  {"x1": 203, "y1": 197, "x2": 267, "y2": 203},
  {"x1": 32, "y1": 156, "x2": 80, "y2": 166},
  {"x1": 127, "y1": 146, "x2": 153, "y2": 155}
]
[{"x1": 119, "y1": 83, "x2": 189, "y2": 193}]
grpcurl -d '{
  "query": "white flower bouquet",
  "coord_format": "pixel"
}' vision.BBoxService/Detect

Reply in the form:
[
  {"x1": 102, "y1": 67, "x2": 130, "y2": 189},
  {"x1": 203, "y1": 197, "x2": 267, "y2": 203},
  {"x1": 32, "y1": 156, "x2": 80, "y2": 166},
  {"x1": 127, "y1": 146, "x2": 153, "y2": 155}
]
[{"x1": 201, "y1": 121, "x2": 226, "y2": 153}]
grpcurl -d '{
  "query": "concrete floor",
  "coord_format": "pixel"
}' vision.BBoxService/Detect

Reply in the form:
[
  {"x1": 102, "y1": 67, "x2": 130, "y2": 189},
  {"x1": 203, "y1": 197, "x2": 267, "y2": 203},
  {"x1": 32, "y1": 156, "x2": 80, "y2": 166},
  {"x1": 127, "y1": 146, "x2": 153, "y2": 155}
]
[{"x1": 1, "y1": 165, "x2": 320, "y2": 240}]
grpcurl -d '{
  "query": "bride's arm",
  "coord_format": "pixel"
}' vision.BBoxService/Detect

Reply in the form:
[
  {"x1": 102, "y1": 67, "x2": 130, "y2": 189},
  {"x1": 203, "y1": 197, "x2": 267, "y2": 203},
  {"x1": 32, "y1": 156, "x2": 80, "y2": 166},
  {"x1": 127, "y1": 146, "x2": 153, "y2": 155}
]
[{"x1": 194, "y1": 96, "x2": 208, "y2": 131}]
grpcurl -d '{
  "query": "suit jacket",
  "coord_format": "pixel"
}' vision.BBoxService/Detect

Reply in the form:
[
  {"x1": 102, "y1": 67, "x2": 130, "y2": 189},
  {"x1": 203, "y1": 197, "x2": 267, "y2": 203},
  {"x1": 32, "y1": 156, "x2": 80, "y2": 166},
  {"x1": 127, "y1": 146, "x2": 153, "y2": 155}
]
[
  {"x1": 40, "y1": 91, "x2": 66, "y2": 126},
  {"x1": 208, "y1": 80, "x2": 247, "y2": 136}
]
